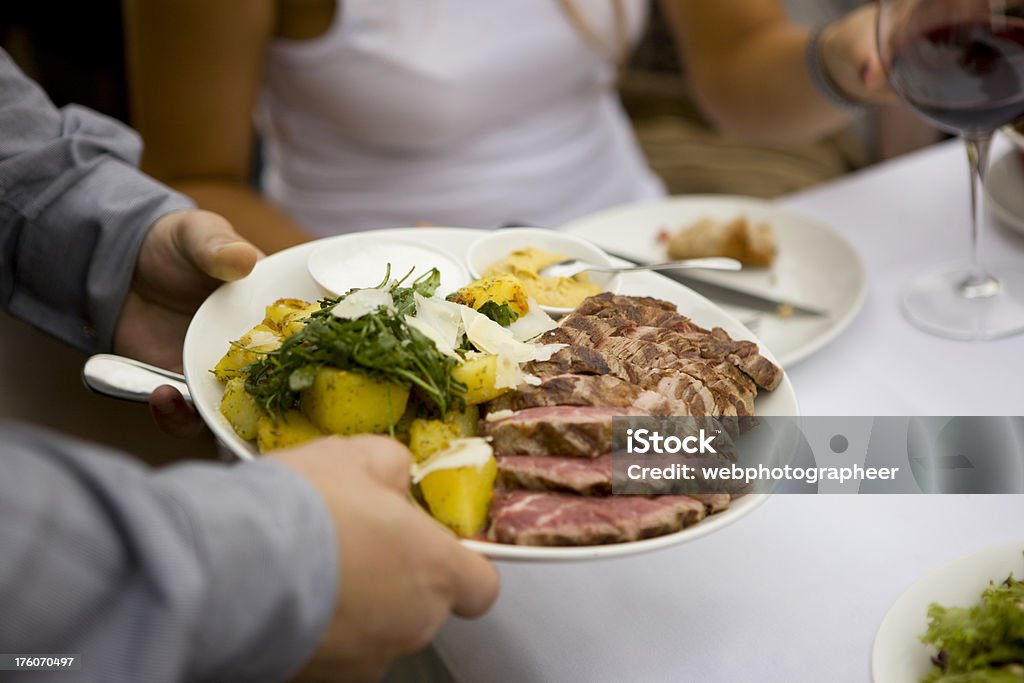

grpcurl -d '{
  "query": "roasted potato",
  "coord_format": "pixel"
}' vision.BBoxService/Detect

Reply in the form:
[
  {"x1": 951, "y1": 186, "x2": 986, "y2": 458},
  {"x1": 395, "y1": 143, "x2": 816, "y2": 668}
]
[
  {"x1": 256, "y1": 410, "x2": 324, "y2": 452},
  {"x1": 409, "y1": 419, "x2": 460, "y2": 462},
  {"x1": 451, "y1": 354, "x2": 508, "y2": 404},
  {"x1": 300, "y1": 367, "x2": 410, "y2": 435},
  {"x1": 213, "y1": 324, "x2": 282, "y2": 382},
  {"x1": 409, "y1": 405, "x2": 481, "y2": 462},
  {"x1": 263, "y1": 298, "x2": 322, "y2": 338},
  {"x1": 444, "y1": 404, "x2": 480, "y2": 438},
  {"x1": 420, "y1": 455, "x2": 498, "y2": 537},
  {"x1": 447, "y1": 274, "x2": 529, "y2": 318},
  {"x1": 220, "y1": 377, "x2": 266, "y2": 440}
]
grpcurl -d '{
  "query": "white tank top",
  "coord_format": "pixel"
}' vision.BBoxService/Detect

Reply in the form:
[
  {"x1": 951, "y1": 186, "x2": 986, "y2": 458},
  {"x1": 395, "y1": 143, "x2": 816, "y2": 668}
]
[{"x1": 259, "y1": 0, "x2": 665, "y2": 236}]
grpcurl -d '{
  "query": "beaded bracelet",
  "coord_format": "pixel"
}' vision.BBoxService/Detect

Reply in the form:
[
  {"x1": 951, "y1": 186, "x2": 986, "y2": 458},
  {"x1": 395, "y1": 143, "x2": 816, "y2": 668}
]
[{"x1": 806, "y1": 23, "x2": 869, "y2": 110}]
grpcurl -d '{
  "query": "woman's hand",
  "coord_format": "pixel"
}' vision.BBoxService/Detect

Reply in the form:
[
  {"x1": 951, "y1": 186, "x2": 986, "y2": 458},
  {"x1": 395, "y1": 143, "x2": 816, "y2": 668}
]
[
  {"x1": 113, "y1": 209, "x2": 262, "y2": 436},
  {"x1": 819, "y1": 4, "x2": 899, "y2": 107}
]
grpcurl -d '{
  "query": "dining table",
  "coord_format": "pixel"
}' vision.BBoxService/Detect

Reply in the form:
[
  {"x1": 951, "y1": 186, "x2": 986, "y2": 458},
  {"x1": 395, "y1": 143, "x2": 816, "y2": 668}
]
[{"x1": 433, "y1": 136, "x2": 1024, "y2": 682}]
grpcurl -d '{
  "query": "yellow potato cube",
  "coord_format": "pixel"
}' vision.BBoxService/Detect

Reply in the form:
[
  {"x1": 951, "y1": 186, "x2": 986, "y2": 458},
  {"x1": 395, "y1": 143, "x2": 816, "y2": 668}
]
[
  {"x1": 444, "y1": 404, "x2": 480, "y2": 438},
  {"x1": 451, "y1": 354, "x2": 508, "y2": 404},
  {"x1": 220, "y1": 377, "x2": 265, "y2": 441},
  {"x1": 409, "y1": 419, "x2": 461, "y2": 463},
  {"x1": 213, "y1": 323, "x2": 282, "y2": 382},
  {"x1": 300, "y1": 367, "x2": 410, "y2": 435},
  {"x1": 256, "y1": 410, "x2": 324, "y2": 452},
  {"x1": 281, "y1": 301, "x2": 323, "y2": 338},
  {"x1": 447, "y1": 275, "x2": 529, "y2": 318},
  {"x1": 262, "y1": 298, "x2": 311, "y2": 333},
  {"x1": 420, "y1": 456, "x2": 498, "y2": 537}
]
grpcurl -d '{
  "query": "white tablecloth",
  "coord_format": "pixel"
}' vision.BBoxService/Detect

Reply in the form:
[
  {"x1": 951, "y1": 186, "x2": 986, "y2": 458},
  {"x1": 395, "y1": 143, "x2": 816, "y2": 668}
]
[{"x1": 434, "y1": 139, "x2": 1024, "y2": 682}]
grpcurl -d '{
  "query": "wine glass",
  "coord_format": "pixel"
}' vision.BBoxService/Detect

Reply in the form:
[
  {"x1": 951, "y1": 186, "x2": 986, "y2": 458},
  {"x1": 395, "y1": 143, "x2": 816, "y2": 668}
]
[{"x1": 878, "y1": 0, "x2": 1024, "y2": 339}]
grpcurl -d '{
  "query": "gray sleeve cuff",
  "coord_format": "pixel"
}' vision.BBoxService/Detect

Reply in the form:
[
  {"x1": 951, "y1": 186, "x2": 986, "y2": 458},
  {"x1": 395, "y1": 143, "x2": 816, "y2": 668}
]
[
  {"x1": 6, "y1": 156, "x2": 194, "y2": 353},
  {"x1": 0, "y1": 62, "x2": 195, "y2": 352},
  {"x1": 154, "y1": 458, "x2": 339, "y2": 682}
]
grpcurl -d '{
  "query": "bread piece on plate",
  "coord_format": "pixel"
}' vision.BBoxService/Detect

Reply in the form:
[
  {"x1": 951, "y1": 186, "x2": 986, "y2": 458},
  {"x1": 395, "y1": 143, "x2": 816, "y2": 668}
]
[{"x1": 666, "y1": 216, "x2": 776, "y2": 267}]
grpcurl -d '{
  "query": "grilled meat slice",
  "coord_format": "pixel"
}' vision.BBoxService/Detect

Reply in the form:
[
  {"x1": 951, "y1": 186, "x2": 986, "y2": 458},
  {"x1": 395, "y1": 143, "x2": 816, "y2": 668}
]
[
  {"x1": 487, "y1": 490, "x2": 707, "y2": 545},
  {"x1": 496, "y1": 454, "x2": 613, "y2": 496},
  {"x1": 563, "y1": 296, "x2": 784, "y2": 391},
  {"x1": 524, "y1": 343, "x2": 611, "y2": 378},
  {"x1": 487, "y1": 374, "x2": 674, "y2": 415},
  {"x1": 572, "y1": 292, "x2": 678, "y2": 317},
  {"x1": 483, "y1": 406, "x2": 644, "y2": 458},
  {"x1": 559, "y1": 333, "x2": 754, "y2": 418}
]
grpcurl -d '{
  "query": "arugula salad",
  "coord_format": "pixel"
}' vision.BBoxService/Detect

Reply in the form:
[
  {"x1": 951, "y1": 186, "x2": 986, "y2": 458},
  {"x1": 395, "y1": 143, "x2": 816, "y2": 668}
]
[{"x1": 921, "y1": 562, "x2": 1024, "y2": 682}]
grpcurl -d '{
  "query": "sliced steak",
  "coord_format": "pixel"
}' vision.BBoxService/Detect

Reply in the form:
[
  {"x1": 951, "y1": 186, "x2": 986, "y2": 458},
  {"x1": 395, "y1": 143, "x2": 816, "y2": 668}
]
[
  {"x1": 483, "y1": 406, "x2": 644, "y2": 458},
  {"x1": 497, "y1": 454, "x2": 613, "y2": 496},
  {"x1": 524, "y1": 344, "x2": 610, "y2": 378},
  {"x1": 567, "y1": 296, "x2": 783, "y2": 391},
  {"x1": 540, "y1": 326, "x2": 661, "y2": 386},
  {"x1": 631, "y1": 325, "x2": 782, "y2": 391},
  {"x1": 486, "y1": 374, "x2": 673, "y2": 415},
  {"x1": 599, "y1": 337, "x2": 755, "y2": 417},
  {"x1": 568, "y1": 296, "x2": 703, "y2": 334},
  {"x1": 487, "y1": 490, "x2": 707, "y2": 545}
]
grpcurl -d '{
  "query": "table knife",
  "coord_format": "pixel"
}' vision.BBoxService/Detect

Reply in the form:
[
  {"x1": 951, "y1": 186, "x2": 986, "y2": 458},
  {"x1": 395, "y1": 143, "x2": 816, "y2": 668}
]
[{"x1": 603, "y1": 249, "x2": 828, "y2": 317}]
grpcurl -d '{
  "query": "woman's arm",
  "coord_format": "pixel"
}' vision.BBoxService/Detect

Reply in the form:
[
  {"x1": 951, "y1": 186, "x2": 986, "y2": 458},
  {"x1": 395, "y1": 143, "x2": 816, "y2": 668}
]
[
  {"x1": 123, "y1": 0, "x2": 312, "y2": 253},
  {"x1": 662, "y1": 0, "x2": 890, "y2": 144}
]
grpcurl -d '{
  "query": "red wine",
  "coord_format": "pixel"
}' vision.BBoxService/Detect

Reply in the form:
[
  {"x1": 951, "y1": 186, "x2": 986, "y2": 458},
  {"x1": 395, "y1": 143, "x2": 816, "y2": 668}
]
[{"x1": 889, "y1": 18, "x2": 1024, "y2": 135}]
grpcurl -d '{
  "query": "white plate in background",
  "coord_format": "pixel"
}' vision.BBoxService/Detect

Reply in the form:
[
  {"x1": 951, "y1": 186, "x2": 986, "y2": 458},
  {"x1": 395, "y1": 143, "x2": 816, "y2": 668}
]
[
  {"x1": 872, "y1": 541, "x2": 1024, "y2": 682},
  {"x1": 183, "y1": 227, "x2": 798, "y2": 561},
  {"x1": 561, "y1": 195, "x2": 868, "y2": 367}
]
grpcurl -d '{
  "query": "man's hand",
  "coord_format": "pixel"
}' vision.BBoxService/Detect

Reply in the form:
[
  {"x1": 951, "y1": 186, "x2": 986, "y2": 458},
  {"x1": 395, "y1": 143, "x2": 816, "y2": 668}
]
[
  {"x1": 112, "y1": 209, "x2": 262, "y2": 436},
  {"x1": 273, "y1": 436, "x2": 500, "y2": 682}
]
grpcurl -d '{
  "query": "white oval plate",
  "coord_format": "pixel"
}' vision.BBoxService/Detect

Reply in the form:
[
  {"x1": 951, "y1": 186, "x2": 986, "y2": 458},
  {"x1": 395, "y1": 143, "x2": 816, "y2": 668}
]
[
  {"x1": 986, "y1": 151, "x2": 1024, "y2": 236},
  {"x1": 561, "y1": 195, "x2": 868, "y2": 368},
  {"x1": 872, "y1": 541, "x2": 1024, "y2": 683},
  {"x1": 183, "y1": 227, "x2": 798, "y2": 561}
]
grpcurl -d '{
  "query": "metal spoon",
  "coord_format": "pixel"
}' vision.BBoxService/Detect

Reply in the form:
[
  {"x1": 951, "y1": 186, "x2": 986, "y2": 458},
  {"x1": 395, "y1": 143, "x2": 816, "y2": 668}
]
[
  {"x1": 82, "y1": 354, "x2": 192, "y2": 406},
  {"x1": 539, "y1": 256, "x2": 742, "y2": 279}
]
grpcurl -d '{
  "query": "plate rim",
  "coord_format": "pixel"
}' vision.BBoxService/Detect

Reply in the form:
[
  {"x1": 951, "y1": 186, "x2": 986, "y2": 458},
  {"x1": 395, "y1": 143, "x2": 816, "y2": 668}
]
[
  {"x1": 871, "y1": 540, "x2": 1024, "y2": 683},
  {"x1": 560, "y1": 194, "x2": 868, "y2": 367},
  {"x1": 183, "y1": 226, "x2": 799, "y2": 561}
]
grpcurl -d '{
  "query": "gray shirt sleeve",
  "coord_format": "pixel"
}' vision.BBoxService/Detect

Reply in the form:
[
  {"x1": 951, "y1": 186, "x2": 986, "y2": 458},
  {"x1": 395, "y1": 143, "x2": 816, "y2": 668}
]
[
  {"x1": 0, "y1": 47, "x2": 194, "y2": 352},
  {"x1": 0, "y1": 49, "x2": 339, "y2": 681},
  {"x1": 0, "y1": 423, "x2": 339, "y2": 683}
]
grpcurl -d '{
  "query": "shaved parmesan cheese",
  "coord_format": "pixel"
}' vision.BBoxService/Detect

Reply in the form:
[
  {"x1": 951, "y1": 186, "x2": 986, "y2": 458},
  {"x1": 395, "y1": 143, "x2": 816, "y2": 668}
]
[
  {"x1": 331, "y1": 288, "x2": 395, "y2": 320},
  {"x1": 494, "y1": 354, "x2": 521, "y2": 389},
  {"x1": 406, "y1": 315, "x2": 460, "y2": 359},
  {"x1": 461, "y1": 306, "x2": 564, "y2": 364},
  {"x1": 509, "y1": 298, "x2": 558, "y2": 342},
  {"x1": 410, "y1": 437, "x2": 494, "y2": 484},
  {"x1": 411, "y1": 294, "x2": 464, "y2": 351},
  {"x1": 485, "y1": 409, "x2": 514, "y2": 422}
]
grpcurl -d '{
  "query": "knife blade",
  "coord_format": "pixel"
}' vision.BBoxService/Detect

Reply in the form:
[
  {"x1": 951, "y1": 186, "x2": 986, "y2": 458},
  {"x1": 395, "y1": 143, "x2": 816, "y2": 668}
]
[{"x1": 603, "y1": 249, "x2": 828, "y2": 318}]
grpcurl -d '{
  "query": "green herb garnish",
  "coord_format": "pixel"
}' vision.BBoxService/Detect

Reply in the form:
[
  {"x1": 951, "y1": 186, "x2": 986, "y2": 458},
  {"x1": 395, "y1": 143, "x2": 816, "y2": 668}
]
[
  {"x1": 243, "y1": 267, "x2": 464, "y2": 416},
  {"x1": 921, "y1": 564, "x2": 1024, "y2": 682},
  {"x1": 476, "y1": 300, "x2": 520, "y2": 327}
]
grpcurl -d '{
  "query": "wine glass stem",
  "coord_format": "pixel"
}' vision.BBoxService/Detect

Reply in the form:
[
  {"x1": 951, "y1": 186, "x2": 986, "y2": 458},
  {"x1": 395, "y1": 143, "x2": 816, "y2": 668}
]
[{"x1": 961, "y1": 133, "x2": 1000, "y2": 299}]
